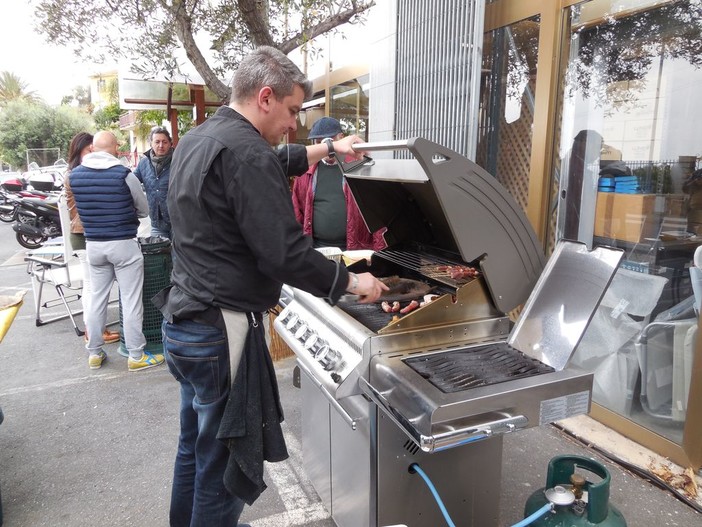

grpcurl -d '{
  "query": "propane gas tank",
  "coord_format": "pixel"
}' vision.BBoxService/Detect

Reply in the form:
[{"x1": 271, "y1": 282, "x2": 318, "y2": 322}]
[{"x1": 523, "y1": 455, "x2": 627, "y2": 526}]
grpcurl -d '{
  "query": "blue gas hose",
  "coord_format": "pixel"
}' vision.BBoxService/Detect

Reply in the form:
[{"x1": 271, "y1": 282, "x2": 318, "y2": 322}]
[
  {"x1": 409, "y1": 463, "x2": 457, "y2": 527},
  {"x1": 510, "y1": 502, "x2": 553, "y2": 527},
  {"x1": 410, "y1": 462, "x2": 553, "y2": 527}
]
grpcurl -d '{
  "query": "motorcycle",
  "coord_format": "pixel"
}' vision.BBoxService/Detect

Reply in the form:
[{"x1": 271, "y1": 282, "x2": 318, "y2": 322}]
[
  {"x1": 11, "y1": 195, "x2": 62, "y2": 249},
  {"x1": 0, "y1": 185, "x2": 55, "y2": 223},
  {"x1": 0, "y1": 190, "x2": 22, "y2": 223}
]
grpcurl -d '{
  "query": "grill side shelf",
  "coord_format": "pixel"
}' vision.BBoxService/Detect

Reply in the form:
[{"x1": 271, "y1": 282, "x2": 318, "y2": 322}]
[{"x1": 404, "y1": 343, "x2": 555, "y2": 394}]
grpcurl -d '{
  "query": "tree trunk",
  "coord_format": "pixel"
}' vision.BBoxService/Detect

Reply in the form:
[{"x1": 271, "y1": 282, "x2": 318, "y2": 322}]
[
  {"x1": 173, "y1": 10, "x2": 232, "y2": 101},
  {"x1": 237, "y1": 0, "x2": 275, "y2": 47}
]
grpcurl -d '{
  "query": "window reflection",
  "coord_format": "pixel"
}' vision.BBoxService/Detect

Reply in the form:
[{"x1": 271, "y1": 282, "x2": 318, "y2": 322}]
[
  {"x1": 558, "y1": 0, "x2": 702, "y2": 446},
  {"x1": 477, "y1": 15, "x2": 540, "y2": 211},
  {"x1": 330, "y1": 75, "x2": 370, "y2": 141}
]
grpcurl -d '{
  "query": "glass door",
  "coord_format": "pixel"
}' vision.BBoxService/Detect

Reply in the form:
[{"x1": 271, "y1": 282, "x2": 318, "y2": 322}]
[
  {"x1": 554, "y1": 0, "x2": 702, "y2": 468},
  {"x1": 479, "y1": 0, "x2": 565, "y2": 242},
  {"x1": 477, "y1": 15, "x2": 541, "y2": 213}
]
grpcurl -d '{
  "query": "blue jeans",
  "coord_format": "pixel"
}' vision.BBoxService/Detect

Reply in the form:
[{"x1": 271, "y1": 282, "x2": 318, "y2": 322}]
[
  {"x1": 151, "y1": 224, "x2": 172, "y2": 240},
  {"x1": 163, "y1": 318, "x2": 246, "y2": 527}
]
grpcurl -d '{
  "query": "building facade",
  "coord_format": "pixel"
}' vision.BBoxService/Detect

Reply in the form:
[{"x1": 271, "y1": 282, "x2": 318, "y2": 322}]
[{"x1": 311, "y1": 0, "x2": 701, "y2": 469}]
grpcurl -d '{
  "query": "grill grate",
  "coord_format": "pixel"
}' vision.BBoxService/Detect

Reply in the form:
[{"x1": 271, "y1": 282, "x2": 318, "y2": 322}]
[
  {"x1": 337, "y1": 302, "x2": 395, "y2": 333},
  {"x1": 377, "y1": 249, "x2": 478, "y2": 288},
  {"x1": 404, "y1": 343, "x2": 554, "y2": 393}
]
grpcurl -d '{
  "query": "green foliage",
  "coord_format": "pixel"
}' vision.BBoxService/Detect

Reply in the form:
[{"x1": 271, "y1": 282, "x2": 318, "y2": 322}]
[
  {"x1": 132, "y1": 108, "x2": 201, "y2": 146},
  {"x1": 35, "y1": 0, "x2": 373, "y2": 101},
  {"x1": 0, "y1": 71, "x2": 42, "y2": 106},
  {"x1": 0, "y1": 101, "x2": 93, "y2": 170},
  {"x1": 60, "y1": 84, "x2": 92, "y2": 109},
  {"x1": 93, "y1": 103, "x2": 122, "y2": 130},
  {"x1": 632, "y1": 163, "x2": 674, "y2": 194}
]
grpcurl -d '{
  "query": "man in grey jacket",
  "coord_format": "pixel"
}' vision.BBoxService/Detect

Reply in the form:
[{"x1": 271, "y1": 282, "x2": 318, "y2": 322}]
[{"x1": 70, "y1": 131, "x2": 159, "y2": 372}]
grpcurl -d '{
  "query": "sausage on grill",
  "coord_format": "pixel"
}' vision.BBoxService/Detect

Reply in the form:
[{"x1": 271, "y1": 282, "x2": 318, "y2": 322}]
[{"x1": 400, "y1": 300, "x2": 419, "y2": 314}]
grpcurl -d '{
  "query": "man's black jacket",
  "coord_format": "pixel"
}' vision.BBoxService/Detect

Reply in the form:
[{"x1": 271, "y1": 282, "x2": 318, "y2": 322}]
[{"x1": 162, "y1": 106, "x2": 349, "y2": 318}]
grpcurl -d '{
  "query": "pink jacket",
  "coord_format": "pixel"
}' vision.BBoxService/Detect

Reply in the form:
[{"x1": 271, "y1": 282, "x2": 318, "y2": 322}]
[{"x1": 292, "y1": 160, "x2": 386, "y2": 250}]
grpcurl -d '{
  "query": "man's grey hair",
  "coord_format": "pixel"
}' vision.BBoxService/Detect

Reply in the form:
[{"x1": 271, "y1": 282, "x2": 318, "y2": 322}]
[
  {"x1": 149, "y1": 126, "x2": 172, "y2": 143},
  {"x1": 230, "y1": 46, "x2": 313, "y2": 104}
]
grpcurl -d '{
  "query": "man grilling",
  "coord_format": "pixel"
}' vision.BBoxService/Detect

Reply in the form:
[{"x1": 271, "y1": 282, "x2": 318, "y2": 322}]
[{"x1": 155, "y1": 45, "x2": 387, "y2": 526}]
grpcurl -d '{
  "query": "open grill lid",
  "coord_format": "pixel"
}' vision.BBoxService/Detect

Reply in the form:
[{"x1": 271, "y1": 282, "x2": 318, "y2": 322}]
[{"x1": 342, "y1": 138, "x2": 547, "y2": 313}]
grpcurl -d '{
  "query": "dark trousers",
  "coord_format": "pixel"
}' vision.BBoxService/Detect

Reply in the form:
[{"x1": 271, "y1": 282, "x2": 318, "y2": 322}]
[{"x1": 163, "y1": 319, "x2": 246, "y2": 527}]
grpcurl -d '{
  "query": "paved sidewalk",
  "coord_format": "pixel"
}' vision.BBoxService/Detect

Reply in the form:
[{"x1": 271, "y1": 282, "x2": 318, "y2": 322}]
[{"x1": 0, "y1": 223, "x2": 699, "y2": 526}]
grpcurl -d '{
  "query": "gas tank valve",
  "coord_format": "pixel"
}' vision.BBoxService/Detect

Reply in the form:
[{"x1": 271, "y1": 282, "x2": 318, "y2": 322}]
[{"x1": 523, "y1": 455, "x2": 627, "y2": 526}]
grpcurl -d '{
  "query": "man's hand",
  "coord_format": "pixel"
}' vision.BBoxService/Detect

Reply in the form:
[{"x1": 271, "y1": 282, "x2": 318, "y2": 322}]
[
  {"x1": 347, "y1": 272, "x2": 389, "y2": 303},
  {"x1": 306, "y1": 134, "x2": 367, "y2": 165},
  {"x1": 333, "y1": 135, "x2": 366, "y2": 160}
]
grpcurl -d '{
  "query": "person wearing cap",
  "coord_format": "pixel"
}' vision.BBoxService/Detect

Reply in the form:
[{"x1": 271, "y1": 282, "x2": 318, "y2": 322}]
[{"x1": 292, "y1": 116, "x2": 386, "y2": 250}]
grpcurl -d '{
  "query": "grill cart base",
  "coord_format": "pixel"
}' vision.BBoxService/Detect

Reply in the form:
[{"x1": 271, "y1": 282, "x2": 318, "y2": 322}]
[{"x1": 302, "y1": 370, "x2": 502, "y2": 527}]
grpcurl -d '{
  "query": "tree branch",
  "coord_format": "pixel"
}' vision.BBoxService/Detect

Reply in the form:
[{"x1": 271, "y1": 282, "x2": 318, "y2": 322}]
[{"x1": 278, "y1": 1, "x2": 374, "y2": 54}]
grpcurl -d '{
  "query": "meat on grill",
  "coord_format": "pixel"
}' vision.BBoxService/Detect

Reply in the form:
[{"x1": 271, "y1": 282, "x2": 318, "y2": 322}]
[{"x1": 377, "y1": 276, "x2": 434, "y2": 303}]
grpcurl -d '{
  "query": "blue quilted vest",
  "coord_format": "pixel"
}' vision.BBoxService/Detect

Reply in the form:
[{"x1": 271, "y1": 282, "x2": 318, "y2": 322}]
[{"x1": 70, "y1": 164, "x2": 139, "y2": 241}]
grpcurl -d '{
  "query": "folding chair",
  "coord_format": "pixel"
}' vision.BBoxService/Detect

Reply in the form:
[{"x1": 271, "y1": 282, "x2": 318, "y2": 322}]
[
  {"x1": 636, "y1": 262, "x2": 701, "y2": 422},
  {"x1": 636, "y1": 309, "x2": 696, "y2": 422},
  {"x1": 25, "y1": 193, "x2": 85, "y2": 335}
]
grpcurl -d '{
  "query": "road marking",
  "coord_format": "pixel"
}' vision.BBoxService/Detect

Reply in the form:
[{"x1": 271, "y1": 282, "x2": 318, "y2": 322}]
[
  {"x1": 0, "y1": 249, "x2": 29, "y2": 267},
  {"x1": 0, "y1": 372, "x2": 126, "y2": 397},
  {"x1": 249, "y1": 505, "x2": 329, "y2": 526},
  {"x1": 0, "y1": 285, "x2": 30, "y2": 293},
  {"x1": 248, "y1": 427, "x2": 331, "y2": 526}
]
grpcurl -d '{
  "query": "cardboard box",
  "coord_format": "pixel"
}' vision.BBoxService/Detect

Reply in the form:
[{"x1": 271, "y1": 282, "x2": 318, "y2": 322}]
[
  {"x1": 665, "y1": 194, "x2": 687, "y2": 217},
  {"x1": 594, "y1": 192, "x2": 658, "y2": 242}
]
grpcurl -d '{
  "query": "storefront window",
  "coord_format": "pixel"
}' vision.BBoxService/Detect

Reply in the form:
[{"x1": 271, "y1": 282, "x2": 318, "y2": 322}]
[
  {"x1": 329, "y1": 74, "x2": 370, "y2": 141},
  {"x1": 297, "y1": 91, "x2": 326, "y2": 145},
  {"x1": 296, "y1": 74, "x2": 369, "y2": 144},
  {"x1": 555, "y1": 0, "x2": 702, "y2": 446}
]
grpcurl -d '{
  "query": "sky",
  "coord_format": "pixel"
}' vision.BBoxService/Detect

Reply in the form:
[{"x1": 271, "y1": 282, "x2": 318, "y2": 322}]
[{"x1": 0, "y1": 2, "x2": 108, "y2": 105}]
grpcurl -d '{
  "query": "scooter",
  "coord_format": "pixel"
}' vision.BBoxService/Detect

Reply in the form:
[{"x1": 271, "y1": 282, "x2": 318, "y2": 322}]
[
  {"x1": 0, "y1": 186, "x2": 54, "y2": 223},
  {"x1": 0, "y1": 190, "x2": 21, "y2": 223},
  {"x1": 11, "y1": 195, "x2": 62, "y2": 249}
]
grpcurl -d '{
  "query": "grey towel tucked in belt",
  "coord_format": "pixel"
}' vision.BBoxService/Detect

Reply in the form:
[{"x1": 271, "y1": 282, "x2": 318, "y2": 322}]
[{"x1": 217, "y1": 310, "x2": 288, "y2": 505}]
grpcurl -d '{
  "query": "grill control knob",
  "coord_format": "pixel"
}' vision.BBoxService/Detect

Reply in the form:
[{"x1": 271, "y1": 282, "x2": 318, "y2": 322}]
[
  {"x1": 314, "y1": 344, "x2": 330, "y2": 361},
  {"x1": 319, "y1": 348, "x2": 341, "y2": 371},
  {"x1": 303, "y1": 334, "x2": 318, "y2": 351},
  {"x1": 294, "y1": 324, "x2": 309, "y2": 340},
  {"x1": 308, "y1": 338, "x2": 327, "y2": 357},
  {"x1": 285, "y1": 314, "x2": 300, "y2": 330},
  {"x1": 330, "y1": 372, "x2": 342, "y2": 383}
]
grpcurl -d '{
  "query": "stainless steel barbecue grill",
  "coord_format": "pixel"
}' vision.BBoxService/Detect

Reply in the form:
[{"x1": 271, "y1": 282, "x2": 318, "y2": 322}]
[{"x1": 274, "y1": 138, "x2": 623, "y2": 527}]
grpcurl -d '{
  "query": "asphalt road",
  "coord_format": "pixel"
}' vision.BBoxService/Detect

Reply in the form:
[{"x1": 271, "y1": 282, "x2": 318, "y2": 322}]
[{"x1": 0, "y1": 219, "x2": 699, "y2": 526}]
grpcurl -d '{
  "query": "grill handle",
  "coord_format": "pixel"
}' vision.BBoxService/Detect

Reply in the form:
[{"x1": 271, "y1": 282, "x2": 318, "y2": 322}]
[
  {"x1": 351, "y1": 139, "x2": 411, "y2": 152},
  {"x1": 297, "y1": 360, "x2": 358, "y2": 430},
  {"x1": 430, "y1": 415, "x2": 529, "y2": 452},
  {"x1": 359, "y1": 377, "x2": 529, "y2": 453}
]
